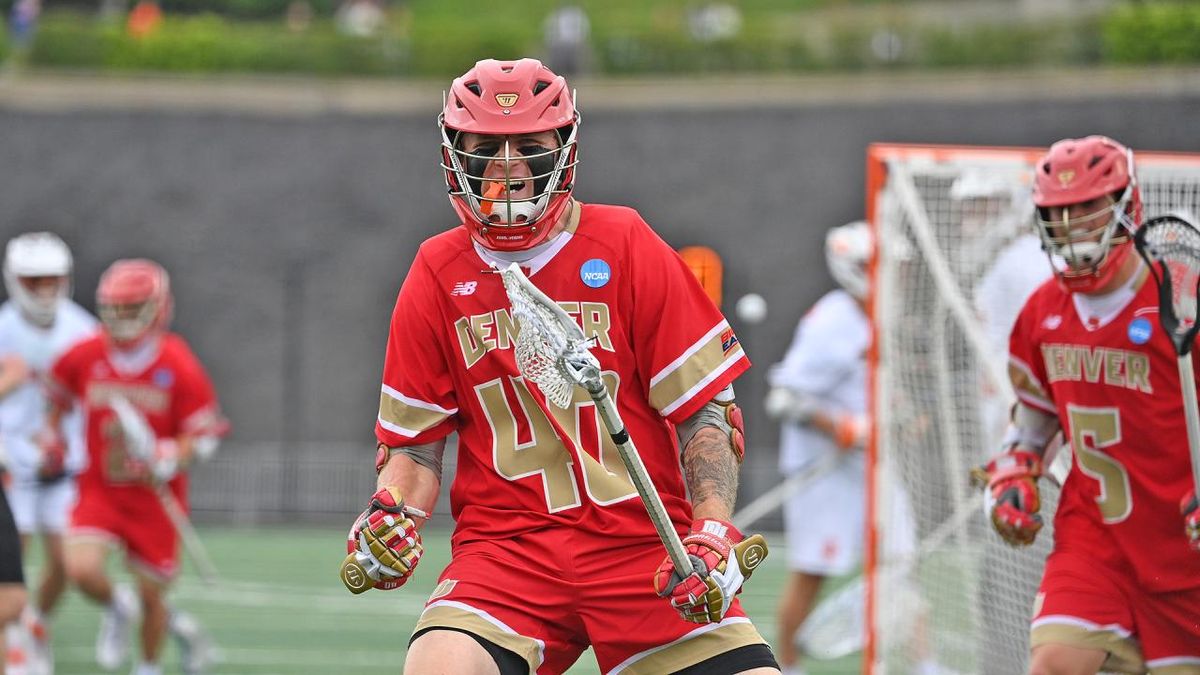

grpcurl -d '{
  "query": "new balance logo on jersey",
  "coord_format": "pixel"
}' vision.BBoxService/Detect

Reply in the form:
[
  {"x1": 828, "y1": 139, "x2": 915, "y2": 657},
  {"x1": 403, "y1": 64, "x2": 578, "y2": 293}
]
[
  {"x1": 451, "y1": 281, "x2": 478, "y2": 296},
  {"x1": 1042, "y1": 315, "x2": 1063, "y2": 330}
]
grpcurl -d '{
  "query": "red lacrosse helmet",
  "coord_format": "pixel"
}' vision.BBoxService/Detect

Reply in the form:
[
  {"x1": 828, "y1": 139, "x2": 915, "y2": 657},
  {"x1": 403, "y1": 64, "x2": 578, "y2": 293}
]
[
  {"x1": 1032, "y1": 135, "x2": 1141, "y2": 293},
  {"x1": 97, "y1": 259, "x2": 173, "y2": 348},
  {"x1": 439, "y1": 58, "x2": 580, "y2": 252}
]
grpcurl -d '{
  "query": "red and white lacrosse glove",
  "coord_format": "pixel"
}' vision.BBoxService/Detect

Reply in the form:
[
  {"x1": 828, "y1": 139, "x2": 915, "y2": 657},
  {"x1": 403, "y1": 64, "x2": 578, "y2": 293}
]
[
  {"x1": 345, "y1": 486, "x2": 423, "y2": 591},
  {"x1": 653, "y1": 519, "x2": 769, "y2": 624},
  {"x1": 1181, "y1": 490, "x2": 1200, "y2": 552},
  {"x1": 973, "y1": 449, "x2": 1043, "y2": 547},
  {"x1": 146, "y1": 439, "x2": 180, "y2": 484},
  {"x1": 33, "y1": 427, "x2": 67, "y2": 483}
]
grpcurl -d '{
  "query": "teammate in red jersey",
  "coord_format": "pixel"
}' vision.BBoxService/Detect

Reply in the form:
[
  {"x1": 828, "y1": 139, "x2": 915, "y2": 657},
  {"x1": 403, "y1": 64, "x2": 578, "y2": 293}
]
[
  {"x1": 976, "y1": 136, "x2": 1200, "y2": 674},
  {"x1": 43, "y1": 259, "x2": 227, "y2": 675},
  {"x1": 343, "y1": 58, "x2": 779, "y2": 674}
]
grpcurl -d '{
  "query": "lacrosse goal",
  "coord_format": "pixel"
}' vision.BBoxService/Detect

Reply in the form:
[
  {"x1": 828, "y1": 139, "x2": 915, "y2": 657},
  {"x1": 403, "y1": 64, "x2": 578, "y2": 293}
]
[{"x1": 864, "y1": 143, "x2": 1200, "y2": 674}]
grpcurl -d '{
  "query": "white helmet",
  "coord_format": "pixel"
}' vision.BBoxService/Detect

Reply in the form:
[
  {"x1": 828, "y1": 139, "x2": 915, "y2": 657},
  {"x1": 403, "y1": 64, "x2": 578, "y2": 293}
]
[
  {"x1": 950, "y1": 169, "x2": 1033, "y2": 271},
  {"x1": 825, "y1": 220, "x2": 873, "y2": 300},
  {"x1": 3, "y1": 232, "x2": 73, "y2": 327}
]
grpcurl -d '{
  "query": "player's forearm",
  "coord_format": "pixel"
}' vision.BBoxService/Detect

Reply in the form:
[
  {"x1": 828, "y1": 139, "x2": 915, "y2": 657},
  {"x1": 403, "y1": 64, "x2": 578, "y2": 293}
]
[
  {"x1": 682, "y1": 427, "x2": 740, "y2": 521},
  {"x1": 999, "y1": 402, "x2": 1061, "y2": 458},
  {"x1": 377, "y1": 452, "x2": 440, "y2": 528},
  {"x1": 0, "y1": 355, "x2": 29, "y2": 399}
]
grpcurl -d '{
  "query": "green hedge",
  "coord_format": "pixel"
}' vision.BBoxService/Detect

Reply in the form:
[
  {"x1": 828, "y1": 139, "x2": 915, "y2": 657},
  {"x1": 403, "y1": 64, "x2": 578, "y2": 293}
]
[
  {"x1": 1103, "y1": 3, "x2": 1200, "y2": 64},
  {"x1": 24, "y1": 11, "x2": 410, "y2": 75},
  {"x1": 0, "y1": 2, "x2": 1197, "y2": 77}
]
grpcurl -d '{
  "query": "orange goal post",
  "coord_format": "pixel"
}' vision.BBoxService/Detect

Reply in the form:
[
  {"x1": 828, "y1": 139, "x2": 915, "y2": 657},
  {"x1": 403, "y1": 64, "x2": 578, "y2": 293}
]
[{"x1": 862, "y1": 143, "x2": 1200, "y2": 674}]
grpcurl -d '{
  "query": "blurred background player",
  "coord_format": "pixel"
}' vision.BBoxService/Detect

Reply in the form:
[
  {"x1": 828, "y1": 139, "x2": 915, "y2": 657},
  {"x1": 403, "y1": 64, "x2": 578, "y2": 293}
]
[
  {"x1": 0, "y1": 232, "x2": 97, "y2": 674},
  {"x1": 952, "y1": 171, "x2": 1056, "y2": 447},
  {"x1": 42, "y1": 259, "x2": 228, "y2": 675},
  {"x1": 765, "y1": 221, "x2": 929, "y2": 675},
  {"x1": 976, "y1": 135, "x2": 1200, "y2": 673},
  {"x1": 949, "y1": 171, "x2": 1060, "y2": 675},
  {"x1": 343, "y1": 57, "x2": 779, "y2": 674}
]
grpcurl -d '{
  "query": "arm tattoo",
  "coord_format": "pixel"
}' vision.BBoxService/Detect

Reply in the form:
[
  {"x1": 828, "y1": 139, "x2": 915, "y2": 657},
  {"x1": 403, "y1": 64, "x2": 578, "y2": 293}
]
[{"x1": 682, "y1": 427, "x2": 739, "y2": 518}]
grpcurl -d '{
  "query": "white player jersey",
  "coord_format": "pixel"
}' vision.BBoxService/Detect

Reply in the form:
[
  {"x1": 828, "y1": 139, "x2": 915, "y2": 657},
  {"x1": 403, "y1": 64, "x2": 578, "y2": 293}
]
[
  {"x1": 973, "y1": 234, "x2": 1054, "y2": 365},
  {"x1": 0, "y1": 300, "x2": 97, "y2": 479},
  {"x1": 769, "y1": 289, "x2": 869, "y2": 474}
]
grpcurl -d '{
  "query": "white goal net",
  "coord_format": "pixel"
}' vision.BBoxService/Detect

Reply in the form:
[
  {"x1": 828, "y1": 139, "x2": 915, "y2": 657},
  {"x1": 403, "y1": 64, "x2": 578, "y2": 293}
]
[{"x1": 866, "y1": 143, "x2": 1200, "y2": 674}]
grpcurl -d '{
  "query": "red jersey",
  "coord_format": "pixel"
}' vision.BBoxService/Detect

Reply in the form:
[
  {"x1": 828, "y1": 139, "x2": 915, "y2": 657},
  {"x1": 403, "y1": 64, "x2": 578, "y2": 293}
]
[
  {"x1": 376, "y1": 202, "x2": 750, "y2": 549},
  {"x1": 1009, "y1": 267, "x2": 1200, "y2": 592},
  {"x1": 49, "y1": 333, "x2": 226, "y2": 507}
]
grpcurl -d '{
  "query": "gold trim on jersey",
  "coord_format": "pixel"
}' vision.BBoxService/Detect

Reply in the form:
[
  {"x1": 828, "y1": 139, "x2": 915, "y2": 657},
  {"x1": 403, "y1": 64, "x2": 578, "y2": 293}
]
[
  {"x1": 650, "y1": 322, "x2": 744, "y2": 416},
  {"x1": 563, "y1": 198, "x2": 581, "y2": 234},
  {"x1": 1031, "y1": 622, "x2": 1144, "y2": 674},
  {"x1": 412, "y1": 603, "x2": 544, "y2": 672},
  {"x1": 1009, "y1": 357, "x2": 1055, "y2": 412},
  {"x1": 613, "y1": 619, "x2": 767, "y2": 674},
  {"x1": 377, "y1": 385, "x2": 453, "y2": 438}
]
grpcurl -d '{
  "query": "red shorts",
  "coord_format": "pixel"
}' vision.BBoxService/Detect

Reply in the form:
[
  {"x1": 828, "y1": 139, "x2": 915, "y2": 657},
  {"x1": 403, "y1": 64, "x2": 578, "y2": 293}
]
[
  {"x1": 70, "y1": 483, "x2": 181, "y2": 580},
  {"x1": 411, "y1": 530, "x2": 768, "y2": 674},
  {"x1": 1032, "y1": 548, "x2": 1200, "y2": 672}
]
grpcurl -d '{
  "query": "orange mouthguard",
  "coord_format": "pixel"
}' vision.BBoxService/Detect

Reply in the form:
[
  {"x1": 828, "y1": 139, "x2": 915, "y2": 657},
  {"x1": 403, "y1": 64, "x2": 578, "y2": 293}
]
[{"x1": 480, "y1": 181, "x2": 505, "y2": 215}]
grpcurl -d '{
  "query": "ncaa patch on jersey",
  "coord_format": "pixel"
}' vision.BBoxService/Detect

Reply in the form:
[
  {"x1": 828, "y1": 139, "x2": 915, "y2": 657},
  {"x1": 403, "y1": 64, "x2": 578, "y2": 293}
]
[
  {"x1": 580, "y1": 259, "x2": 611, "y2": 288},
  {"x1": 1128, "y1": 317, "x2": 1153, "y2": 345},
  {"x1": 152, "y1": 368, "x2": 174, "y2": 388}
]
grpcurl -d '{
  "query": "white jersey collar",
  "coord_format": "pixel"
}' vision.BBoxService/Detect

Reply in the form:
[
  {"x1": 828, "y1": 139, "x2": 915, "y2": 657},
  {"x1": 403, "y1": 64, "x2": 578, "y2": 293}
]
[
  {"x1": 474, "y1": 230, "x2": 574, "y2": 278},
  {"x1": 108, "y1": 336, "x2": 163, "y2": 376}
]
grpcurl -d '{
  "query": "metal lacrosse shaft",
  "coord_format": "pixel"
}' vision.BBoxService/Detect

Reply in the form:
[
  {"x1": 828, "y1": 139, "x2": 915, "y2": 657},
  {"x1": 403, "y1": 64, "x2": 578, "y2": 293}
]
[
  {"x1": 560, "y1": 352, "x2": 695, "y2": 575},
  {"x1": 1177, "y1": 355, "x2": 1200, "y2": 499},
  {"x1": 500, "y1": 263, "x2": 695, "y2": 575}
]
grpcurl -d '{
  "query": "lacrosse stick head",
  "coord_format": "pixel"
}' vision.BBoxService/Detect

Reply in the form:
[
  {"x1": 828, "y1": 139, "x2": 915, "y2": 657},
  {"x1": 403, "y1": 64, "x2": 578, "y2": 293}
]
[
  {"x1": 1134, "y1": 212, "x2": 1200, "y2": 356},
  {"x1": 497, "y1": 263, "x2": 599, "y2": 408}
]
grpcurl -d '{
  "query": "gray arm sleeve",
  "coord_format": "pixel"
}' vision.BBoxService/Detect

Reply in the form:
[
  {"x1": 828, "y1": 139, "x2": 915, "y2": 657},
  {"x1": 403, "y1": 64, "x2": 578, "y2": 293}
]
[
  {"x1": 675, "y1": 385, "x2": 737, "y2": 451},
  {"x1": 395, "y1": 438, "x2": 448, "y2": 482}
]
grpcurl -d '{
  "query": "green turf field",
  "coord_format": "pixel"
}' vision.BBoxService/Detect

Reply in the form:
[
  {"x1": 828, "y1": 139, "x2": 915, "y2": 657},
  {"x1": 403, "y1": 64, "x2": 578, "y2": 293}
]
[{"x1": 37, "y1": 526, "x2": 860, "y2": 674}]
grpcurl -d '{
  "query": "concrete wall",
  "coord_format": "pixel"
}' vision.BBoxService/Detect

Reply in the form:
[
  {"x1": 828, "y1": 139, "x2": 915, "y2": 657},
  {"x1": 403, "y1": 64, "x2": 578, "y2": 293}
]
[{"x1": 3, "y1": 72, "x2": 1197, "y2": 522}]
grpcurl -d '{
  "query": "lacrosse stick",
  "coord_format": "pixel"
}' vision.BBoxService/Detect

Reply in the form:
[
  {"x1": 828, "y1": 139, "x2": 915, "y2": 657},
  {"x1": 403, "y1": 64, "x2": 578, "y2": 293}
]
[
  {"x1": 109, "y1": 395, "x2": 220, "y2": 586},
  {"x1": 1134, "y1": 213, "x2": 1200, "y2": 500},
  {"x1": 796, "y1": 490, "x2": 982, "y2": 660},
  {"x1": 732, "y1": 451, "x2": 843, "y2": 531},
  {"x1": 497, "y1": 263, "x2": 693, "y2": 575}
]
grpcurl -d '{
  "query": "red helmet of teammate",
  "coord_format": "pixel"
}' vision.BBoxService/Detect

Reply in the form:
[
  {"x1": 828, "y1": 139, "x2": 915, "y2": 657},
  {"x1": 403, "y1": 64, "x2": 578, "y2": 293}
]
[
  {"x1": 97, "y1": 259, "x2": 173, "y2": 349},
  {"x1": 439, "y1": 58, "x2": 580, "y2": 252},
  {"x1": 1033, "y1": 135, "x2": 1142, "y2": 293}
]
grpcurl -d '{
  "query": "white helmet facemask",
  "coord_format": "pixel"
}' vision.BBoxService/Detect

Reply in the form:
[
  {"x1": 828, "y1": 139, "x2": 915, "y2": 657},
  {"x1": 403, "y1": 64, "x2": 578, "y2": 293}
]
[
  {"x1": 825, "y1": 221, "x2": 873, "y2": 300},
  {"x1": 3, "y1": 232, "x2": 72, "y2": 328},
  {"x1": 950, "y1": 171, "x2": 1033, "y2": 273}
]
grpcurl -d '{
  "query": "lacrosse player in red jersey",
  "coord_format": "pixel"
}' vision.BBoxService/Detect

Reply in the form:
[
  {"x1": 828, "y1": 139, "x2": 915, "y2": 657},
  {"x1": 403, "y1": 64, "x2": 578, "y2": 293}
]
[
  {"x1": 976, "y1": 136, "x2": 1200, "y2": 673},
  {"x1": 43, "y1": 259, "x2": 228, "y2": 675},
  {"x1": 343, "y1": 58, "x2": 779, "y2": 674}
]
